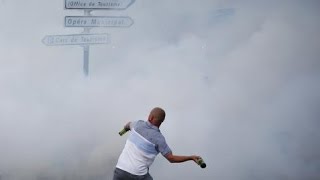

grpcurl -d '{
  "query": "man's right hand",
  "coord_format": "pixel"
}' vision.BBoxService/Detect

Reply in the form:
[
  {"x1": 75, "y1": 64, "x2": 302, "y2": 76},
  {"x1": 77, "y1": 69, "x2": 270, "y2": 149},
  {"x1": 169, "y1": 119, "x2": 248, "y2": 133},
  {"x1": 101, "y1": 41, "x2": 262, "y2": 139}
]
[{"x1": 190, "y1": 155, "x2": 201, "y2": 163}]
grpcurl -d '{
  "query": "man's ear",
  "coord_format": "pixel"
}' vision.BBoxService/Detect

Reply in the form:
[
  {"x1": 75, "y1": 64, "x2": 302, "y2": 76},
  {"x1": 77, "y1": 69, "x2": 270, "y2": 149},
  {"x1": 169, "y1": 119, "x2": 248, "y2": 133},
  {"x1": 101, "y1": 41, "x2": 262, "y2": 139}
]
[{"x1": 150, "y1": 115, "x2": 157, "y2": 123}]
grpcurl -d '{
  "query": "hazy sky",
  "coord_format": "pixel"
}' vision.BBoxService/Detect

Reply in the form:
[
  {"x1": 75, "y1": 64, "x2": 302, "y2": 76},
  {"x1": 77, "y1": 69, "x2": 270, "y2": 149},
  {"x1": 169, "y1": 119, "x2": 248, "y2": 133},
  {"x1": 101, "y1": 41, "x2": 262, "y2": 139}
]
[{"x1": 0, "y1": 0, "x2": 320, "y2": 179}]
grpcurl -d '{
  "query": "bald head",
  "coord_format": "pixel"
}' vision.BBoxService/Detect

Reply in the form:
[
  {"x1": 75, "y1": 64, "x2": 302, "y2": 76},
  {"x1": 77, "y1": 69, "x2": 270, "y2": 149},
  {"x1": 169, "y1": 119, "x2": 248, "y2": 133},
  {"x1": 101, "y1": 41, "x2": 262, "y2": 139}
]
[{"x1": 148, "y1": 107, "x2": 166, "y2": 127}]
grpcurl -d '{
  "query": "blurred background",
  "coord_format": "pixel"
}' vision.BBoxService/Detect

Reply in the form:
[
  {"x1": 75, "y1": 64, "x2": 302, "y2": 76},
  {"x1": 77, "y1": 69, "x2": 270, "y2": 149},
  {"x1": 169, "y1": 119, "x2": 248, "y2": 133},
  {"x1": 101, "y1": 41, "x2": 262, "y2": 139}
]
[{"x1": 0, "y1": 0, "x2": 319, "y2": 179}]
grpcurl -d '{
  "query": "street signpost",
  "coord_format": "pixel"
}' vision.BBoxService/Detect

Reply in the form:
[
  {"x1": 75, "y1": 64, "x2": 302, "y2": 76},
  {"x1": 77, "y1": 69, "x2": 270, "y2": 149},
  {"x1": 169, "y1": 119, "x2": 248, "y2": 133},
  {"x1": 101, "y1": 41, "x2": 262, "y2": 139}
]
[
  {"x1": 43, "y1": 0, "x2": 135, "y2": 76},
  {"x1": 42, "y1": 33, "x2": 109, "y2": 46},
  {"x1": 65, "y1": 16, "x2": 134, "y2": 27},
  {"x1": 65, "y1": 0, "x2": 135, "y2": 10}
]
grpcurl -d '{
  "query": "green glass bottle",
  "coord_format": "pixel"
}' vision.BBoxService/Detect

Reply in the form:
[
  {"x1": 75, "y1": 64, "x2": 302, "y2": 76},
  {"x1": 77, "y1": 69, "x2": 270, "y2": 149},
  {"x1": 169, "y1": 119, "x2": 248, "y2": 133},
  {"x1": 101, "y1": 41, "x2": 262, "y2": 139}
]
[{"x1": 196, "y1": 158, "x2": 206, "y2": 168}]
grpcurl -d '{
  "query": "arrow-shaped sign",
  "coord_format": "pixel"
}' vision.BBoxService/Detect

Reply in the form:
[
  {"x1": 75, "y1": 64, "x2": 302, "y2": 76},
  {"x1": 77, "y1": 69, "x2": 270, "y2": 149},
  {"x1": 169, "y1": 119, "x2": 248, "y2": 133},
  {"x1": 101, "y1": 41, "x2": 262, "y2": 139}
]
[
  {"x1": 65, "y1": 0, "x2": 135, "y2": 10},
  {"x1": 42, "y1": 33, "x2": 110, "y2": 46},
  {"x1": 65, "y1": 16, "x2": 134, "y2": 27}
]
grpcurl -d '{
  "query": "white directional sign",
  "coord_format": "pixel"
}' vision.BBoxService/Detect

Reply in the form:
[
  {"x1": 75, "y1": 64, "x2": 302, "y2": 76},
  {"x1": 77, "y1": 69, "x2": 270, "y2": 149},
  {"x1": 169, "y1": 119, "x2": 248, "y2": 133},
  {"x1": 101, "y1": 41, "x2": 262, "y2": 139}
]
[
  {"x1": 42, "y1": 33, "x2": 109, "y2": 46},
  {"x1": 65, "y1": 0, "x2": 135, "y2": 9},
  {"x1": 65, "y1": 16, "x2": 134, "y2": 27}
]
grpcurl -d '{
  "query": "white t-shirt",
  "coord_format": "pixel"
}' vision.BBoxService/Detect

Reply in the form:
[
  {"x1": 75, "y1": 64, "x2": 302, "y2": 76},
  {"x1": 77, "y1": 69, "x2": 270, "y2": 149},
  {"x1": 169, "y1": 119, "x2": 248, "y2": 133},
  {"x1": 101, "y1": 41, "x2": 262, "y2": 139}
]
[{"x1": 116, "y1": 120, "x2": 172, "y2": 175}]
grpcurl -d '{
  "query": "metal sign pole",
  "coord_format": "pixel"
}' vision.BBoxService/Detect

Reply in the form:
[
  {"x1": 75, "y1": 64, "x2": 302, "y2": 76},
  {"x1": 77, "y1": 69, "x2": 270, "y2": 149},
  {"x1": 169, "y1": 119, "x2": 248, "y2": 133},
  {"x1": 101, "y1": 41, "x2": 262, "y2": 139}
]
[
  {"x1": 83, "y1": 45, "x2": 89, "y2": 76},
  {"x1": 83, "y1": 9, "x2": 92, "y2": 76}
]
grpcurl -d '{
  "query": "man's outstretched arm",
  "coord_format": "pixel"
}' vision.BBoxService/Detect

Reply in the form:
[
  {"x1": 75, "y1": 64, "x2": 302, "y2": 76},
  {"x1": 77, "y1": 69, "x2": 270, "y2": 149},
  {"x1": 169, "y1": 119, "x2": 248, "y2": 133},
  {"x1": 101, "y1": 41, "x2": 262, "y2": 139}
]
[{"x1": 164, "y1": 152, "x2": 200, "y2": 163}]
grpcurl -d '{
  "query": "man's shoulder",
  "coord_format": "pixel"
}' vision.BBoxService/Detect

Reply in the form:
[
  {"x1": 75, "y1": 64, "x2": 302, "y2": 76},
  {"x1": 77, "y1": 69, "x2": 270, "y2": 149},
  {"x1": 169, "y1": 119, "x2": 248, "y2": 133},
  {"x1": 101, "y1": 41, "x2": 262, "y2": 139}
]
[
  {"x1": 130, "y1": 120, "x2": 144, "y2": 127},
  {"x1": 136, "y1": 120, "x2": 145, "y2": 123},
  {"x1": 133, "y1": 120, "x2": 145, "y2": 126}
]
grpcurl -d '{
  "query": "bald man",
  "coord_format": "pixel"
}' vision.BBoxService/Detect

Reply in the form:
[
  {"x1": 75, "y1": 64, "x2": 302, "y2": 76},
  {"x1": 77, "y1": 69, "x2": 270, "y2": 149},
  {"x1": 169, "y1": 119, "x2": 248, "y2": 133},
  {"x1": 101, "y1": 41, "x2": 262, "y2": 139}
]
[{"x1": 113, "y1": 107, "x2": 201, "y2": 180}]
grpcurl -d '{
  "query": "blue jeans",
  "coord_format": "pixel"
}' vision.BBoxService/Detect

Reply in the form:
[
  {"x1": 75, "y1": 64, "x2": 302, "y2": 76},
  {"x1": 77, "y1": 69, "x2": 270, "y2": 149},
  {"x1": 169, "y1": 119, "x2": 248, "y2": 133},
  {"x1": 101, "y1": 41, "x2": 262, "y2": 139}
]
[{"x1": 113, "y1": 168, "x2": 153, "y2": 180}]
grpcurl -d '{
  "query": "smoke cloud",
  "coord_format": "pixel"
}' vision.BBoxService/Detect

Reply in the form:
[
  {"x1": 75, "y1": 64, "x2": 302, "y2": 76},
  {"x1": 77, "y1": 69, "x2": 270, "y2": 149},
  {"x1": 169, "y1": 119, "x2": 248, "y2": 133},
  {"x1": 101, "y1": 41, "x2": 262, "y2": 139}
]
[{"x1": 0, "y1": 0, "x2": 319, "y2": 179}]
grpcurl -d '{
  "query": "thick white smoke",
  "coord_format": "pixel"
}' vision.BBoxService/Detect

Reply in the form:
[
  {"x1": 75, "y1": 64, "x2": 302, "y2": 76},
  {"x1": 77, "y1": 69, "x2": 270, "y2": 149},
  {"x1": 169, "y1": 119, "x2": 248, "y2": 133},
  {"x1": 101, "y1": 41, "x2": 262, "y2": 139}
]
[{"x1": 0, "y1": 0, "x2": 319, "y2": 179}]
